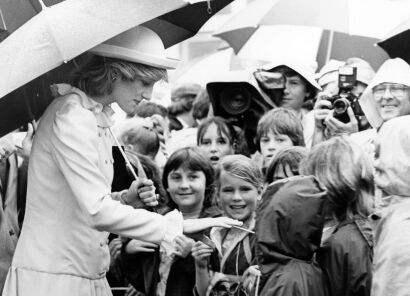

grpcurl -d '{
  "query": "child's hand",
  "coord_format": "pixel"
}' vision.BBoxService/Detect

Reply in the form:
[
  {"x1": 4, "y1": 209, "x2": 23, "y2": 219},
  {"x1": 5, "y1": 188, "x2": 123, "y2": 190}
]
[
  {"x1": 242, "y1": 265, "x2": 261, "y2": 294},
  {"x1": 192, "y1": 241, "x2": 213, "y2": 269},
  {"x1": 125, "y1": 239, "x2": 158, "y2": 254},
  {"x1": 173, "y1": 235, "x2": 195, "y2": 258}
]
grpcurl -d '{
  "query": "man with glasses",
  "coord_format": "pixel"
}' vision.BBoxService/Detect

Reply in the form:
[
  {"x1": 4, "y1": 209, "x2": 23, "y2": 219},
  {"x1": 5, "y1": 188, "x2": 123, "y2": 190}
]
[
  {"x1": 363, "y1": 59, "x2": 410, "y2": 296},
  {"x1": 359, "y1": 58, "x2": 410, "y2": 128},
  {"x1": 372, "y1": 83, "x2": 410, "y2": 121}
]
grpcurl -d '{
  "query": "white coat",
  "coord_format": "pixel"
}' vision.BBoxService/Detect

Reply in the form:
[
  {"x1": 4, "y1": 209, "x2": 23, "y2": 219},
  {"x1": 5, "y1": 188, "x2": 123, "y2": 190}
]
[{"x1": 2, "y1": 85, "x2": 182, "y2": 296}]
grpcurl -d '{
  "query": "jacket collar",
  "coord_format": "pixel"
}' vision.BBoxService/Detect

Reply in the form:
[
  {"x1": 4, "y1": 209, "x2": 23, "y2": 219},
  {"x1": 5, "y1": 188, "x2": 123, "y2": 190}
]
[{"x1": 51, "y1": 84, "x2": 115, "y2": 128}]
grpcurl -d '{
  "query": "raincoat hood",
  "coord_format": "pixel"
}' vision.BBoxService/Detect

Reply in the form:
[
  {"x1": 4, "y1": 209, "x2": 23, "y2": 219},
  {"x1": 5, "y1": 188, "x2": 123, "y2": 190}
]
[
  {"x1": 256, "y1": 175, "x2": 327, "y2": 270},
  {"x1": 375, "y1": 115, "x2": 410, "y2": 198},
  {"x1": 359, "y1": 58, "x2": 410, "y2": 128}
]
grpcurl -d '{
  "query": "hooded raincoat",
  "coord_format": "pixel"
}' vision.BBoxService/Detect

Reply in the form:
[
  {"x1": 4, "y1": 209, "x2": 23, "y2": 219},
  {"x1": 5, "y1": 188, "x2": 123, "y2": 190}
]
[
  {"x1": 255, "y1": 175, "x2": 328, "y2": 296},
  {"x1": 358, "y1": 58, "x2": 410, "y2": 129},
  {"x1": 371, "y1": 115, "x2": 410, "y2": 296}
]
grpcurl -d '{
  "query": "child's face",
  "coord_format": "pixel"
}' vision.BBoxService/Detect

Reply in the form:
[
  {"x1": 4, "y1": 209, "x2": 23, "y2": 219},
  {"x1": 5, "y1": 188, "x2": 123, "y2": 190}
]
[
  {"x1": 260, "y1": 131, "x2": 293, "y2": 167},
  {"x1": 199, "y1": 123, "x2": 233, "y2": 168},
  {"x1": 218, "y1": 171, "x2": 260, "y2": 221},
  {"x1": 167, "y1": 167, "x2": 206, "y2": 212}
]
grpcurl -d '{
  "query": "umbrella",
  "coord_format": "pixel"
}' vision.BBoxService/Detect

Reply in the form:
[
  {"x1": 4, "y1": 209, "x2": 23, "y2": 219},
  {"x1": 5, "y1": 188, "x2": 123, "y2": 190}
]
[
  {"x1": 0, "y1": 0, "x2": 188, "y2": 99},
  {"x1": 236, "y1": 25, "x2": 389, "y2": 71},
  {"x1": 214, "y1": 0, "x2": 410, "y2": 64},
  {"x1": 0, "y1": 0, "x2": 235, "y2": 137},
  {"x1": 143, "y1": 0, "x2": 234, "y2": 48},
  {"x1": 377, "y1": 17, "x2": 410, "y2": 64},
  {"x1": 0, "y1": 0, "x2": 63, "y2": 32}
]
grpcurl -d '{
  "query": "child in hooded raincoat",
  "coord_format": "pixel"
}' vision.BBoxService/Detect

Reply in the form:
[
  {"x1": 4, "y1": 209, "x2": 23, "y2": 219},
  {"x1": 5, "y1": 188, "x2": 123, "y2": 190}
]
[{"x1": 256, "y1": 175, "x2": 329, "y2": 296}]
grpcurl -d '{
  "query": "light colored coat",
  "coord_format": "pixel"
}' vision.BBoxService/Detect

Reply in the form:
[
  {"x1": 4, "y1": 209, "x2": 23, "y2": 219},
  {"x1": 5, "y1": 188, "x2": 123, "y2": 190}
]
[
  {"x1": 2, "y1": 86, "x2": 181, "y2": 296},
  {"x1": 372, "y1": 115, "x2": 410, "y2": 296}
]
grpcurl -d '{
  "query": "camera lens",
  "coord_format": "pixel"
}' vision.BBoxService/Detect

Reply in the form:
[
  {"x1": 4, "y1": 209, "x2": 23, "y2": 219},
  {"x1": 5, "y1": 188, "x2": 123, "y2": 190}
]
[
  {"x1": 333, "y1": 98, "x2": 350, "y2": 115},
  {"x1": 220, "y1": 86, "x2": 252, "y2": 115}
]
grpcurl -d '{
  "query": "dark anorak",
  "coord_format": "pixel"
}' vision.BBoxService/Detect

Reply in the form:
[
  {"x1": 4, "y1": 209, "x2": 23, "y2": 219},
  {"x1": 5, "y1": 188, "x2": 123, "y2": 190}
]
[
  {"x1": 317, "y1": 217, "x2": 373, "y2": 296},
  {"x1": 256, "y1": 176, "x2": 329, "y2": 296}
]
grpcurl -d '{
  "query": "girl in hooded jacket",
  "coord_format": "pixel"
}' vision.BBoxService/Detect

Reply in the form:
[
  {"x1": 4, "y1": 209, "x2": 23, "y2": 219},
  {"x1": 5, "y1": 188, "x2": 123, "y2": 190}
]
[
  {"x1": 301, "y1": 136, "x2": 374, "y2": 296},
  {"x1": 256, "y1": 175, "x2": 329, "y2": 296},
  {"x1": 192, "y1": 155, "x2": 263, "y2": 296}
]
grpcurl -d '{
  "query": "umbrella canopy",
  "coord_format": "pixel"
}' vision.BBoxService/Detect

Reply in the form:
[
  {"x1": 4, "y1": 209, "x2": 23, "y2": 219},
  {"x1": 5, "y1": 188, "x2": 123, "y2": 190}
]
[
  {"x1": 171, "y1": 47, "x2": 265, "y2": 86},
  {"x1": 0, "y1": 0, "x2": 234, "y2": 137},
  {"x1": 0, "y1": 0, "x2": 62, "y2": 32},
  {"x1": 0, "y1": 0, "x2": 188, "y2": 100},
  {"x1": 236, "y1": 25, "x2": 389, "y2": 70},
  {"x1": 143, "y1": 0, "x2": 233, "y2": 48},
  {"x1": 214, "y1": 0, "x2": 410, "y2": 53},
  {"x1": 377, "y1": 17, "x2": 410, "y2": 64}
]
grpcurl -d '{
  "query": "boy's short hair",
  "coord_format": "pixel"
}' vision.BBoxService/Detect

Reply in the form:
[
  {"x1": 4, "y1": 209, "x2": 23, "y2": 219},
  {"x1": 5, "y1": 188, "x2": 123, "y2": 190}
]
[{"x1": 256, "y1": 107, "x2": 305, "y2": 151}]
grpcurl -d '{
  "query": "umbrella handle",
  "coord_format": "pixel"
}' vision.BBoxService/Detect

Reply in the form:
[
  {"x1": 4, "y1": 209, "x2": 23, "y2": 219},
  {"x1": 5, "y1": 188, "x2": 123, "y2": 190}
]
[{"x1": 109, "y1": 128, "x2": 158, "y2": 213}]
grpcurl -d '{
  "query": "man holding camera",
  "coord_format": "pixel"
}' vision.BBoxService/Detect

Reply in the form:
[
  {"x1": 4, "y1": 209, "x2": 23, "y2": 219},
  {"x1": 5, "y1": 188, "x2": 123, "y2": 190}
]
[{"x1": 312, "y1": 58, "x2": 375, "y2": 146}]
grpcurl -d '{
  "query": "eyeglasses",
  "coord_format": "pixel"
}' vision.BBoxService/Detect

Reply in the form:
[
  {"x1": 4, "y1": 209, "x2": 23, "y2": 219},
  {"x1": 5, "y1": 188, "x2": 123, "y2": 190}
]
[{"x1": 372, "y1": 84, "x2": 409, "y2": 99}]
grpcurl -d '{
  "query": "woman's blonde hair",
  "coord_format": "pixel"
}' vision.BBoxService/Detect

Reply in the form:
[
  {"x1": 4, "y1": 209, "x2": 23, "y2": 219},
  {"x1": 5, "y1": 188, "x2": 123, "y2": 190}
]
[
  {"x1": 215, "y1": 155, "x2": 263, "y2": 192},
  {"x1": 300, "y1": 136, "x2": 374, "y2": 221},
  {"x1": 71, "y1": 54, "x2": 167, "y2": 97}
]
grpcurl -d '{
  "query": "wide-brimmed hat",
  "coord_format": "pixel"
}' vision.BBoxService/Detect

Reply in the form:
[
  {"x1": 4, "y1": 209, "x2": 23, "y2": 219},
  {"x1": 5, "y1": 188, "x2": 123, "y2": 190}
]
[
  {"x1": 359, "y1": 58, "x2": 410, "y2": 128},
  {"x1": 89, "y1": 26, "x2": 179, "y2": 70},
  {"x1": 261, "y1": 59, "x2": 321, "y2": 91}
]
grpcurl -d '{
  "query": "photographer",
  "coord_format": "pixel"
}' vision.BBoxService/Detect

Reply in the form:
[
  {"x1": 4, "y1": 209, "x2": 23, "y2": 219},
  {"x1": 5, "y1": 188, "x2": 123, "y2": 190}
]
[
  {"x1": 255, "y1": 60, "x2": 321, "y2": 148},
  {"x1": 312, "y1": 58, "x2": 375, "y2": 146}
]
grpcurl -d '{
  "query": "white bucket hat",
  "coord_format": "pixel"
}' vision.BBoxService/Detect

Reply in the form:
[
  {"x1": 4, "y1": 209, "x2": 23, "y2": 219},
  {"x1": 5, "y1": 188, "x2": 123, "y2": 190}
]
[
  {"x1": 89, "y1": 26, "x2": 179, "y2": 70},
  {"x1": 359, "y1": 58, "x2": 410, "y2": 128},
  {"x1": 316, "y1": 59, "x2": 345, "y2": 87},
  {"x1": 261, "y1": 59, "x2": 322, "y2": 91}
]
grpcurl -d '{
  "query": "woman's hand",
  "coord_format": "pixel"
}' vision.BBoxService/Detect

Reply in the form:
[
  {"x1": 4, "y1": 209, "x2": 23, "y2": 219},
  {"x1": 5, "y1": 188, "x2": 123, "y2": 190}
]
[
  {"x1": 192, "y1": 241, "x2": 213, "y2": 269},
  {"x1": 173, "y1": 235, "x2": 195, "y2": 258},
  {"x1": 123, "y1": 178, "x2": 158, "y2": 208},
  {"x1": 183, "y1": 217, "x2": 242, "y2": 234},
  {"x1": 210, "y1": 217, "x2": 243, "y2": 228},
  {"x1": 125, "y1": 239, "x2": 158, "y2": 254}
]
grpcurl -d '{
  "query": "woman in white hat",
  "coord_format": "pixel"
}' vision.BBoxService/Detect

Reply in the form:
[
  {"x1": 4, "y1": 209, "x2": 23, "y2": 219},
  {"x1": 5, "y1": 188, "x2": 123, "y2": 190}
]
[{"x1": 2, "y1": 26, "x2": 241, "y2": 296}]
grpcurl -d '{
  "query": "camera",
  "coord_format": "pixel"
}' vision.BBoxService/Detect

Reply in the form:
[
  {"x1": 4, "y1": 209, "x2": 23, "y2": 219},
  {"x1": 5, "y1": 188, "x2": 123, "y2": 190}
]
[
  {"x1": 207, "y1": 71, "x2": 274, "y2": 154},
  {"x1": 325, "y1": 66, "x2": 364, "y2": 124}
]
